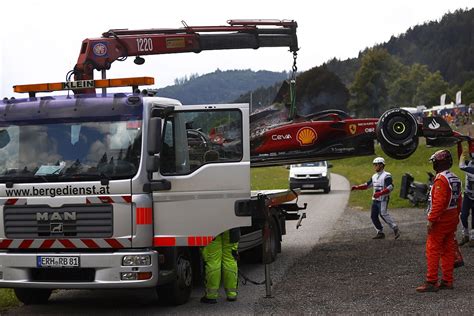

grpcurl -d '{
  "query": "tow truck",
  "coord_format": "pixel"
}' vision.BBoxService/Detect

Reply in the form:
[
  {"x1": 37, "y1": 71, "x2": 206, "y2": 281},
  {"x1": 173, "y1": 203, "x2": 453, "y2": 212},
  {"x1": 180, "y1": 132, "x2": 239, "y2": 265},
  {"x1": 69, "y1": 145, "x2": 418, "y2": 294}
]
[
  {"x1": 0, "y1": 19, "x2": 469, "y2": 307},
  {"x1": 0, "y1": 19, "x2": 306, "y2": 306}
]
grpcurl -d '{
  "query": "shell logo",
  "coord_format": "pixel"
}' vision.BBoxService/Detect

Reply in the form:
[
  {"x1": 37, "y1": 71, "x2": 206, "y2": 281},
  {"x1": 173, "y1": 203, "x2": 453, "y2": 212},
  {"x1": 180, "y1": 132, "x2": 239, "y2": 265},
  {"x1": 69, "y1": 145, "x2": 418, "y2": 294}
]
[{"x1": 296, "y1": 127, "x2": 317, "y2": 146}]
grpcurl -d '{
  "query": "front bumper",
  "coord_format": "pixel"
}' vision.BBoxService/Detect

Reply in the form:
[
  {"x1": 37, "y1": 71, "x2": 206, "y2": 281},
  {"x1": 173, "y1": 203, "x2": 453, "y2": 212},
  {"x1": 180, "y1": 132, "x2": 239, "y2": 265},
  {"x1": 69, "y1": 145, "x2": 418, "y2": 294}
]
[
  {"x1": 289, "y1": 177, "x2": 329, "y2": 190},
  {"x1": 0, "y1": 250, "x2": 159, "y2": 289}
]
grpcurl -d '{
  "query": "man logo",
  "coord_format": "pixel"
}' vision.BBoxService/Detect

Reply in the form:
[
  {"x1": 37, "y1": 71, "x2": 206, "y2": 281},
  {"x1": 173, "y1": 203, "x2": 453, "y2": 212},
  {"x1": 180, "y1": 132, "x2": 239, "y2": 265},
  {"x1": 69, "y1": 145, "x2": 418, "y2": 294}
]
[
  {"x1": 296, "y1": 127, "x2": 317, "y2": 146},
  {"x1": 349, "y1": 124, "x2": 357, "y2": 135},
  {"x1": 36, "y1": 212, "x2": 77, "y2": 222}
]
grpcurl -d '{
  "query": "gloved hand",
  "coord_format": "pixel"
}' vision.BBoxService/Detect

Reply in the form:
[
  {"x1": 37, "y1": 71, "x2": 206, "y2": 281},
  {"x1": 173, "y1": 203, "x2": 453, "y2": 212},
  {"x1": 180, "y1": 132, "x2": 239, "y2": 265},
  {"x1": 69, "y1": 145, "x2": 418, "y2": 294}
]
[
  {"x1": 351, "y1": 184, "x2": 367, "y2": 191},
  {"x1": 373, "y1": 188, "x2": 390, "y2": 199}
]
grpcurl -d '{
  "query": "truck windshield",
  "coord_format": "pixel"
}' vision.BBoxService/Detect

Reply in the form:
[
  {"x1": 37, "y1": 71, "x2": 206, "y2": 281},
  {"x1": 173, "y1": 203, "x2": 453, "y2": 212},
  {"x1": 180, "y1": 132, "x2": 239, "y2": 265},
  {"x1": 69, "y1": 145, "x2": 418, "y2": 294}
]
[{"x1": 0, "y1": 118, "x2": 142, "y2": 183}]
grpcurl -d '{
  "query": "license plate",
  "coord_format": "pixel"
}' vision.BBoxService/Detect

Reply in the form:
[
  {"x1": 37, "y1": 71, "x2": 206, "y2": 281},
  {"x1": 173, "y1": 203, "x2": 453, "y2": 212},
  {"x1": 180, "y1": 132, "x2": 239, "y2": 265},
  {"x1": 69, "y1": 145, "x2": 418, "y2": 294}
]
[
  {"x1": 302, "y1": 184, "x2": 314, "y2": 188},
  {"x1": 37, "y1": 256, "x2": 80, "y2": 268}
]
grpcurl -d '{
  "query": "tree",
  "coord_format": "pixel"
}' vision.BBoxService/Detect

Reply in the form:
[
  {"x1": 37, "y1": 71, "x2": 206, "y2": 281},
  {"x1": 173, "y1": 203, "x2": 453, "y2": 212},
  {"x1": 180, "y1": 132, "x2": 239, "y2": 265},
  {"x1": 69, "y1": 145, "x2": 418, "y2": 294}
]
[
  {"x1": 294, "y1": 65, "x2": 349, "y2": 115},
  {"x1": 461, "y1": 79, "x2": 474, "y2": 105},
  {"x1": 388, "y1": 63, "x2": 430, "y2": 107},
  {"x1": 413, "y1": 71, "x2": 449, "y2": 106},
  {"x1": 349, "y1": 48, "x2": 402, "y2": 117}
]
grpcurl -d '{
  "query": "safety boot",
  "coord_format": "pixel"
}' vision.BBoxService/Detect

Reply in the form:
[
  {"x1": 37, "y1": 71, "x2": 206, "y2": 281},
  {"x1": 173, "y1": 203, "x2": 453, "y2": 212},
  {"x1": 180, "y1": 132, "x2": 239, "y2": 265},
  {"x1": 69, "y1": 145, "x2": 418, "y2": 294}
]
[
  {"x1": 226, "y1": 296, "x2": 237, "y2": 302},
  {"x1": 459, "y1": 236, "x2": 470, "y2": 246},
  {"x1": 200, "y1": 296, "x2": 217, "y2": 304},
  {"x1": 454, "y1": 259, "x2": 465, "y2": 268},
  {"x1": 394, "y1": 227, "x2": 400, "y2": 240},
  {"x1": 416, "y1": 281, "x2": 439, "y2": 293},
  {"x1": 372, "y1": 232, "x2": 385, "y2": 239},
  {"x1": 438, "y1": 280, "x2": 453, "y2": 290}
]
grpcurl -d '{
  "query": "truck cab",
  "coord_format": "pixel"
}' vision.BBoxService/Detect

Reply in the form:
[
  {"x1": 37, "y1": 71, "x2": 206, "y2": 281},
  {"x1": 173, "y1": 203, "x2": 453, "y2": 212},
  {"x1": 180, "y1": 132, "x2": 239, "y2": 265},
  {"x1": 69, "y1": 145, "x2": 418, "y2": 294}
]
[{"x1": 0, "y1": 78, "x2": 252, "y2": 304}]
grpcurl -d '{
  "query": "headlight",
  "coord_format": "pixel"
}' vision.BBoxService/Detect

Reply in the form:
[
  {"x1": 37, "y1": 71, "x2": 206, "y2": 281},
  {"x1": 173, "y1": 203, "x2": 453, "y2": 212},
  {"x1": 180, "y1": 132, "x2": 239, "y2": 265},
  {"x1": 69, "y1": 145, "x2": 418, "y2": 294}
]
[
  {"x1": 122, "y1": 255, "x2": 151, "y2": 266},
  {"x1": 322, "y1": 172, "x2": 327, "y2": 177}
]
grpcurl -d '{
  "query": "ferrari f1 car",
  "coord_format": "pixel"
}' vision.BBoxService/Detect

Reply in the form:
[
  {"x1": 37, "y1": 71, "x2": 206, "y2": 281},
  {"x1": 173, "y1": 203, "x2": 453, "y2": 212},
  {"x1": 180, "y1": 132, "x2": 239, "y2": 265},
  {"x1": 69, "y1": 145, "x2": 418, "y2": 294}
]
[{"x1": 249, "y1": 108, "x2": 470, "y2": 167}]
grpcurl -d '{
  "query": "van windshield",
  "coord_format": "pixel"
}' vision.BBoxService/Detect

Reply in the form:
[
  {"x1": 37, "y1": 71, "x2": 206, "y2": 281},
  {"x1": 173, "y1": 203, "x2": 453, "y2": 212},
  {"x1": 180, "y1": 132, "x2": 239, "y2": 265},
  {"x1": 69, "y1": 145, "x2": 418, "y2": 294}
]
[{"x1": 293, "y1": 161, "x2": 326, "y2": 168}]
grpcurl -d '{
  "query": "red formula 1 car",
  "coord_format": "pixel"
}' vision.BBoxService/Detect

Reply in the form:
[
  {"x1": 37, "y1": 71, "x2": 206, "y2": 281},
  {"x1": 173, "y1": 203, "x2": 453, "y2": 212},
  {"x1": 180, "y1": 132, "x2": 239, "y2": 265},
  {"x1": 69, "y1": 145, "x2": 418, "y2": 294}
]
[{"x1": 249, "y1": 108, "x2": 470, "y2": 167}]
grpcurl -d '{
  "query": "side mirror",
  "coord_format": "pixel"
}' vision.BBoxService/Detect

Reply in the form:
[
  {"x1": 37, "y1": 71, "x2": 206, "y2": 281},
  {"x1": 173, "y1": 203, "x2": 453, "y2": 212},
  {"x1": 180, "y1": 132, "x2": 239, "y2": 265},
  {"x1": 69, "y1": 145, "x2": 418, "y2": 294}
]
[
  {"x1": 328, "y1": 163, "x2": 333, "y2": 168},
  {"x1": 147, "y1": 118, "x2": 162, "y2": 155},
  {"x1": 0, "y1": 130, "x2": 10, "y2": 149}
]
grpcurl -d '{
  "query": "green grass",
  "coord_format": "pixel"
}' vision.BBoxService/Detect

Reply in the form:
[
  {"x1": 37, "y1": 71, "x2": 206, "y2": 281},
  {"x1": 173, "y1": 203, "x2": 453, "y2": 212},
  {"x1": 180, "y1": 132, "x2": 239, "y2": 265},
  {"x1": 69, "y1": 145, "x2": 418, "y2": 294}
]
[
  {"x1": 0, "y1": 289, "x2": 19, "y2": 310},
  {"x1": 251, "y1": 141, "x2": 465, "y2": 211}
]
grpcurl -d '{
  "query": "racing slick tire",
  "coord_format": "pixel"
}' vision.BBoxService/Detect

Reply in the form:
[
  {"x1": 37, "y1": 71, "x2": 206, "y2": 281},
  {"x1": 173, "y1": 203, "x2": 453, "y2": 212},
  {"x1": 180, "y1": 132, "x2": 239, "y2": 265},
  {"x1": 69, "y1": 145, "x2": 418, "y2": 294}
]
[
  {"x1": 376, "y1": 108, "x2": 419, "y2": 159},
  {"x1": 14, "y1": 288, "x2": 52, "y2": 305},
  {"x1": 379, "y1": 137, "x2": 419, "y2": 160}
]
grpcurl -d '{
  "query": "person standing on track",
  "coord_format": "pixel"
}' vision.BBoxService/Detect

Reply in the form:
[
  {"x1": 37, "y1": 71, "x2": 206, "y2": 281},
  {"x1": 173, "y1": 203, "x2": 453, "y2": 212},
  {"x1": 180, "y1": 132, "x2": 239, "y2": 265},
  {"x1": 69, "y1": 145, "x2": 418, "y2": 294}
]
[
  {"x1": 351, "y1": 157, "x2": 401, "y2": 240},
  {"x1": 416, "y1": 149, "x2": 462, "y2": 292}
]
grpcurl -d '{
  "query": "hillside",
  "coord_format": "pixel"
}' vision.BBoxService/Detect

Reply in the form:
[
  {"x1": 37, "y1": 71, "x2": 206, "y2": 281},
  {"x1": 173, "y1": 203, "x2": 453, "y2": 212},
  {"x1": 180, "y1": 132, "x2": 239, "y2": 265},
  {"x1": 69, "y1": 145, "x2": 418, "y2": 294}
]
[
  {"x1": 326, "y1": 8, "x2": 474, "y2": 86},
  {"x1": 156, "y1": 69, "x2": 287, "y2": 105}
]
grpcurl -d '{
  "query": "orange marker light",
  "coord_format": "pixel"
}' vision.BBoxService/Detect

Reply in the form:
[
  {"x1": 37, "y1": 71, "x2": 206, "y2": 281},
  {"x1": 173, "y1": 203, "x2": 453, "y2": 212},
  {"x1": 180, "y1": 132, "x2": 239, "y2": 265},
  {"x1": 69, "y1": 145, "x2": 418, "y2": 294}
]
[{"x1": 13, "y1": 77, "x2": 154, "y2": 93}]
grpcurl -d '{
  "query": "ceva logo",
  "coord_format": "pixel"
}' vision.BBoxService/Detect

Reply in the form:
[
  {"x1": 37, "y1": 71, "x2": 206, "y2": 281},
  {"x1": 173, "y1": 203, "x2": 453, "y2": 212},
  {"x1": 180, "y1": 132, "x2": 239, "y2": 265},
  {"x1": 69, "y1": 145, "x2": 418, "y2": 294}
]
[{"x1": 296, "y1": 127, "x2": 317, "y2": 146}]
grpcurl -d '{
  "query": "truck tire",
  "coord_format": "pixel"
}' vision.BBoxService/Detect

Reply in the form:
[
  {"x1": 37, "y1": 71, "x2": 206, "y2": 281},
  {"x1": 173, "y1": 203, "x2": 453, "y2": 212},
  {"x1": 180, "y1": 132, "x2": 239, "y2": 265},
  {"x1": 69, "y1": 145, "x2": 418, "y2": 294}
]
[
  {"x1": 376, "y1": 108, "x2": 418, "y2": 159},
  {"x1": 14, "y1": 288, "x2": 52, "y2": 305},
  {"x1": 157, "y1": 248, "x2": 193, "y2": 305},
  {"x1": 250, "y1": 216, "x2": 281, "y2": 263}
]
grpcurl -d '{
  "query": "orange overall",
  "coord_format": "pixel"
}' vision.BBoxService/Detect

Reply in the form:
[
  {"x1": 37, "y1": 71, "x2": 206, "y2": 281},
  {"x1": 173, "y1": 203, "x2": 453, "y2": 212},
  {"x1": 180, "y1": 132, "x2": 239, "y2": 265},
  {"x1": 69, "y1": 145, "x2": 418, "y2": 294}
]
[{"x1": 425, "y1": 171, "x2": 462, "y2": 284}]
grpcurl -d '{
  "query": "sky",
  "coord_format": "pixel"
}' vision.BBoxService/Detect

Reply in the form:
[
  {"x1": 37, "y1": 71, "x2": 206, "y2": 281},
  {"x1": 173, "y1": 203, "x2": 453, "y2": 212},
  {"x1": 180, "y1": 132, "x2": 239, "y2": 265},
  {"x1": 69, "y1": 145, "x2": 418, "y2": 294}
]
[{"x1": 0, "y1": 0, "x2": 472, "y2": 98}]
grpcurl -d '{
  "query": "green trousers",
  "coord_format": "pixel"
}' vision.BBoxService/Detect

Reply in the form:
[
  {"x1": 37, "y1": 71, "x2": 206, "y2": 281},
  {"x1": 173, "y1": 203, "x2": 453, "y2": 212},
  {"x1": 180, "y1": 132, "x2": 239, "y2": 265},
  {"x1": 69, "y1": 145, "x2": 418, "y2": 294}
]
[{"x1": 201, "y1": 230, "x2": 238, "y2": 299}]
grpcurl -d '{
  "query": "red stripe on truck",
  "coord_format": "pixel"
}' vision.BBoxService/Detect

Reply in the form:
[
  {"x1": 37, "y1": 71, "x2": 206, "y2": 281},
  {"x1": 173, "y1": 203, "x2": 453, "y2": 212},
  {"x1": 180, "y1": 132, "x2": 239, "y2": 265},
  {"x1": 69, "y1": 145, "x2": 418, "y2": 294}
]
[
  {"x1": 0, "y1": 239, "x2": 13, "y2": 248},
  {"x1": 153, "y1": 237, "x2": 176, "y2": 246},
  {"x1": 136, "y1": 207, "x2": 152, "y2": 225},
  {"x1": 105, "y1": 238, "x2": 124, "y2": 248},
  {"x1": 59, "y1": 239, "x2": 76, "y2": 248},
  {"x1": 40, "y1": 239, "x2": 55, "y2": 249}
]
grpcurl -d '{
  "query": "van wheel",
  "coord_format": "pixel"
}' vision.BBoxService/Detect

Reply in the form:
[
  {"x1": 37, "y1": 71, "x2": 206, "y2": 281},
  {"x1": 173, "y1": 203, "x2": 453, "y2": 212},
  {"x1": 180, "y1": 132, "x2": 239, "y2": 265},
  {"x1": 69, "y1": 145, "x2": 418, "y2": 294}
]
[
  {"x1": 157, "y1": 248, "x2": 193, "y2": 305},
  {"x1": 324, "y1": 186, "x2": 331, "y2": 194},
  {"x1": 14, "y1": 288, "x2": 52, "y2": 305}
]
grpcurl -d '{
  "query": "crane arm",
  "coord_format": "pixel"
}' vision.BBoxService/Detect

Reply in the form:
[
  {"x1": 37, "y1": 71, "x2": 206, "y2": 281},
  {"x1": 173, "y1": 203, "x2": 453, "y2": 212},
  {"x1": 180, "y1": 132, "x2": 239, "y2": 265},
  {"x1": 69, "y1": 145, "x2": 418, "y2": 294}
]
[{"x1": 73, "y1": 19, "x2": 298, "y2": 85}]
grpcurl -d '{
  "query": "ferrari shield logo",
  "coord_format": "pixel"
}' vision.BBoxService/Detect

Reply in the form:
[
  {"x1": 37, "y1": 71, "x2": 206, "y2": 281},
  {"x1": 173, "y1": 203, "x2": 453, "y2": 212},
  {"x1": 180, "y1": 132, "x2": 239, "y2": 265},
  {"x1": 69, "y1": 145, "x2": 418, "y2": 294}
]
[{"x1": 349, "y1": 124, "x2": 357, "y2": 135}]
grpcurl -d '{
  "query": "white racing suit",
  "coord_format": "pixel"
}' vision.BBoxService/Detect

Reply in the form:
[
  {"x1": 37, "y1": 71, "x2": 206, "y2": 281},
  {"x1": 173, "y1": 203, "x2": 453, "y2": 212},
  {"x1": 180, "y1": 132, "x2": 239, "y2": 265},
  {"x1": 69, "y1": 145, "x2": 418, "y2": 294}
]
[{"x1": 366, "y1": 170, "x2": 398, "y2": 233}]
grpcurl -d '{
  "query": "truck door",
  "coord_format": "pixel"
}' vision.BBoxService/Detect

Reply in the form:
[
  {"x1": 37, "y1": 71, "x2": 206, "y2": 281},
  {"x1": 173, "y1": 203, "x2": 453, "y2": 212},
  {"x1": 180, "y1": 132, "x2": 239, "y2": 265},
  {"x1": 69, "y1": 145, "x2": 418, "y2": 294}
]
[{"x1": 152, "y1": 104, "x2": 251, "y2": 246}]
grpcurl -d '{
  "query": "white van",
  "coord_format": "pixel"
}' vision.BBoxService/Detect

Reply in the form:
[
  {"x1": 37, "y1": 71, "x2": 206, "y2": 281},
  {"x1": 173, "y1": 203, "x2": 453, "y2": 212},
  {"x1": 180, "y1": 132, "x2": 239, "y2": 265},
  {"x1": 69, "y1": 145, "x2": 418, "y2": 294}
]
[{"x1": 289, "y1": 161, "x2": 332, "y2": 193}]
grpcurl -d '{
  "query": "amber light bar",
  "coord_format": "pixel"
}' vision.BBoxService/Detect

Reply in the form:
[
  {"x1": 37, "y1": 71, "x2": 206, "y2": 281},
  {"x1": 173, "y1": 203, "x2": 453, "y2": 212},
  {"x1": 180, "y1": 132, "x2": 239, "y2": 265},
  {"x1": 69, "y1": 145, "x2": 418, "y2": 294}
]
[{"x1": 13, "y1": 77, "x2": 155, "y2": 93}]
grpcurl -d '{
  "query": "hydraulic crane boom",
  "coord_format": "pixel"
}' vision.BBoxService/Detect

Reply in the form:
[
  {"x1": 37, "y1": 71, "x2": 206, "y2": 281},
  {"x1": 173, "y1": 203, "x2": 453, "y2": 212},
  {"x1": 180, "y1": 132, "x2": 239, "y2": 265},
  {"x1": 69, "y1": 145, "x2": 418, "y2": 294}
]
[{"x1": 73, "y1": 19, "x2": 298, "y2": 93}]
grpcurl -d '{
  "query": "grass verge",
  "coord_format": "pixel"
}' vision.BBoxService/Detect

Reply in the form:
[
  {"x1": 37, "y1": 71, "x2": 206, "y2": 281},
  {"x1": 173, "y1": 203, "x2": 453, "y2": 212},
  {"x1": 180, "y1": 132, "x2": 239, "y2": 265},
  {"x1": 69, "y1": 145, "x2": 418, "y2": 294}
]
[{"x1": 251, "y1": 141, "x2": 466, "y2": 211}]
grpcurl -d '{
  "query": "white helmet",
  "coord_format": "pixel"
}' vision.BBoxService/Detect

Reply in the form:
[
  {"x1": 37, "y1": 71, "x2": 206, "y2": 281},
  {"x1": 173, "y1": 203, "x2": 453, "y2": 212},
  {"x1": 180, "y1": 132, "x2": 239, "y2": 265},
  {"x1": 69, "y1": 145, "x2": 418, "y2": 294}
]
[{"x1": 373, "y1": 157, "x2": 385, "y2": 165}]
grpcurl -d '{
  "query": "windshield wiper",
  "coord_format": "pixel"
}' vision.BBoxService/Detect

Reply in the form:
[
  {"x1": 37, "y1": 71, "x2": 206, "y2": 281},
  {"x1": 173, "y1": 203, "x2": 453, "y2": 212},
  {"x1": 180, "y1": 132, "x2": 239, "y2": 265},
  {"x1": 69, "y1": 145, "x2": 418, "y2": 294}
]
[{"x1": 0, "y1": 174, "x2": 64, "y2": 188}]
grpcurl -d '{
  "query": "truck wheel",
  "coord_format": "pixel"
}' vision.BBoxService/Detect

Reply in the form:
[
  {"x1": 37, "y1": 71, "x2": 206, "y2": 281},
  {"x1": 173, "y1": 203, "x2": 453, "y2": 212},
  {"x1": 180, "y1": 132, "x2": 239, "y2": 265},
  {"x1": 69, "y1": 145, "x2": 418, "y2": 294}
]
[
  {"x1": 324, "y1": 185, "x2": 331, "y2": 194},
  {"x1": 261, "y1": 216, "x2": 281, "y2": 263},
  {"x1": 376, "y1": 108, "x2": 419, "y2": 159},
  {"x1": 14, "y1": 288, "x2": 52, "y2": 305},
  {"x1": 157, "y1": 248, "x2": 193, "y2": 305}
]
